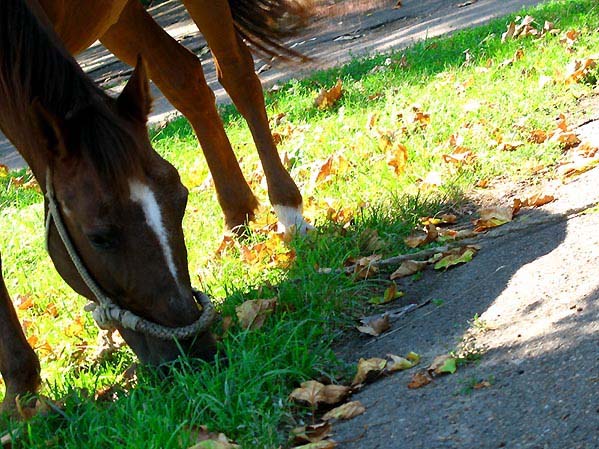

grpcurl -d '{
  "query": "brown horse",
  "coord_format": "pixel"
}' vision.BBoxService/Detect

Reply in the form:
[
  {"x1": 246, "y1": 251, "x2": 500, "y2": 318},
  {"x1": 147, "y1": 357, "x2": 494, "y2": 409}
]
[
  {"x1": 0, "y1": 0, "x2": 217, "y2": 414},
  {"x1": 37, "y1": 0, "x2": 315, "y2": 234}
]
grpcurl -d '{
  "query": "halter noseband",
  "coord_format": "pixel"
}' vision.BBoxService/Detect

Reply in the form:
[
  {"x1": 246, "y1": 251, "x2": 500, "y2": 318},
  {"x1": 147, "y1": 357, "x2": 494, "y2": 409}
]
[{"x1": 44, "y1": 168, "x2": 215, "y2": 341}]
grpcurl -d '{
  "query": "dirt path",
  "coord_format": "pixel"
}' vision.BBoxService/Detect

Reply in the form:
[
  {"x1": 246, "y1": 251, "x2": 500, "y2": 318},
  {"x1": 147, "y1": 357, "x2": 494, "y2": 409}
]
[
  {"x1": 332, "y1": 108, "x2": 599, "y2": 448},
  {"x1": 0, "y1": 0, "x2": 546, "y2": 168}
]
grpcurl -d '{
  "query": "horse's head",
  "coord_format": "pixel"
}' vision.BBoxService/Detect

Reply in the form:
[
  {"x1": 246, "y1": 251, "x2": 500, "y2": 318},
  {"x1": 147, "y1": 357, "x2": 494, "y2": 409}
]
[{"x1": 30, "y1": 59, "x2": 216, "y2": 365}]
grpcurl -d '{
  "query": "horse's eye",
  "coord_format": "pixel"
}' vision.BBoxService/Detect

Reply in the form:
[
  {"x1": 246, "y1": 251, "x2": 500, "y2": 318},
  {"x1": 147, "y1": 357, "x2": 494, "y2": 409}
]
[{"x1": 87, "y1": 230, "x2": 119, "y2": 251}]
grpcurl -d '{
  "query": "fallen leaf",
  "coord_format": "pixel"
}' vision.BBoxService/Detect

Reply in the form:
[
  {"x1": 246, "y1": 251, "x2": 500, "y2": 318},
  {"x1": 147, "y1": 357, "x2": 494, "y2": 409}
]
[
  {"x1": 315, "y1": 80, "x2": 343, "y2": 109},
  {"x1": 16, "y1": 294, "x2": 34, "y2": 311},
  {"x1": 352, "y1": 357, "x2": 387, "y2": 386},
  {"x1": 291, "y1": 422, "x2": 332, "y2": 444},
  {"x1": 529, "y1": 129, "x2": 548, "y2": 143},
  {"x1": 369, "y1": 284, "x2": 404, "y2": 305},
  {"x1": 428, "y1": 354, "x2": 458, "y2": 375},
  {"x1": 474, "y1": 380, "x2": 492, "y2": 389},
  {"x1": 564, "y1": 55, "x2": 598, "y2": 84},
  {"x1": 473, "y1": 206, "x2": 515, "y2": 231},
  {"x1": 387, "y1": 142, "x2": 409, "y2": 176},
  {"x1": 433, "y1": 246, "x2": 478, "y2": 270},
  {"x1": 289, "y1": 381, "x2": 351, "y2": 407},
  {"x1": 524, "y1": 192, "x2": 555, "y2": 207},
  {"x1": 235, "y1": 297, "x2": 277, "y2": 330},
  {"x1": 356, "y1": 314, "x2": 390, "y2": 337},
  {"x1": 442, "y1": 146, "x2": 476, "y2": 166},
  {"x1": 404, "y1": 224, "x2": 438, "y2": 248},
  {"x1": 187, "y1": 429, "x2": 240, "y2": 449},
  {"x1": 352, "y1": 255, "x2": 381, "y2": 280},
  {"x1": 290, "y1": 441, "x2": 337, "y2": 449},
  {"x1": 390, "y1": 260, "x2": 428, "y2": 280},
  {"x1": 408, "y1": 371, "x2": 432, "y2": 389},
  {"x1": 322, "y1": 401, "x2": 366, "y2": 421},
  {"x1": 386, "y1": 354, "x2": 416, "y2": 372},
  {"x1": 215, "y1": 235, "x2": 237, "y2": 258}
]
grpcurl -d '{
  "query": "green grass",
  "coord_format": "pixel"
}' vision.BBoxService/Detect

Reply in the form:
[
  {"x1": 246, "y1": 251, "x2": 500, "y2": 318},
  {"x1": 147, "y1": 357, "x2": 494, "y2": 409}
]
[{"x1": 1, "y1": 0, "x2": 598, "y2": 447}]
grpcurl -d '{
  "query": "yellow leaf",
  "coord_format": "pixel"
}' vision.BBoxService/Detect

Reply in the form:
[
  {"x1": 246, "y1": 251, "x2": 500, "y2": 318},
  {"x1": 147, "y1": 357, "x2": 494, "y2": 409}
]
[
  {"x1": 386, "y1": 142, "x2": 408, "y2": 176},
  {"x1": 315, "y1": 80, "x2": 343, "y2": 109}
]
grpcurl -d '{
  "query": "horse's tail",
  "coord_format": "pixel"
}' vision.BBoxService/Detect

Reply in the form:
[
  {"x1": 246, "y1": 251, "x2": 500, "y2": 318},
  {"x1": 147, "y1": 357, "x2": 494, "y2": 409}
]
[
  {"x1": 227, "y1": 0, "x2": 394, "y2": 62},
  {"x1": 227, "y1": 0, "x2": 313, "y2": 62}
]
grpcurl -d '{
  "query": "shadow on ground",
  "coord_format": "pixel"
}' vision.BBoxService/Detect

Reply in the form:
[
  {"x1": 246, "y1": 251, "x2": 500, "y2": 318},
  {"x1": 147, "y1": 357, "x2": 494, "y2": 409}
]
[{"x1": 333, "y1": 198, "x2": 599, "y2": 448}]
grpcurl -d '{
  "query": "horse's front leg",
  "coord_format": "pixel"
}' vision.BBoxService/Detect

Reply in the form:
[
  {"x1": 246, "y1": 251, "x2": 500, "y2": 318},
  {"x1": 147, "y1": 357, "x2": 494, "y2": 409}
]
[
  {"x1": 183, "y1": 0, "x2": 311, "y2": 235},
  {"x1": 0, "y1": 254, "x2": 41, "y2": 415},
  {"x1": 100, "y1": 0, "x2": 259, "y2": 232}
]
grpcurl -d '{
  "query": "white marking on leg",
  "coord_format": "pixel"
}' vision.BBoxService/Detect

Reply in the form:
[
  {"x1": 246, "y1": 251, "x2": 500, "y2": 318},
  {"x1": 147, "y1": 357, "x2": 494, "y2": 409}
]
[
  {"x1": 273, "y1": 204, "x2": 313, "y2": 236},
  {"x1": 129, "y1": 180, "x2": 180, "y2": 285}
]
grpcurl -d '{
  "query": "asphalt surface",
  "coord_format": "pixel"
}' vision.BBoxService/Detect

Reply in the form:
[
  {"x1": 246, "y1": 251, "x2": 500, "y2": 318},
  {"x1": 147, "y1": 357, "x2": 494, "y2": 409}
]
[
  {"x1": 332, "y1": 116, "x2": 599, "y2": 448},
  {"x1": 0, "y1": 0, "x2": 547, "y2": 168}
]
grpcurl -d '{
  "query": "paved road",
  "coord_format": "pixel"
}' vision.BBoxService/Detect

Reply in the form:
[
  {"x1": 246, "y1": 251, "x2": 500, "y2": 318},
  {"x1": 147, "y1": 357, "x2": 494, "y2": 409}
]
[
  {"x1": 0, "y1": 0, "x2": 547, "y2": 169},
  {"x1": 332, "y1": 116, "x2": 599, "y2": 448}
]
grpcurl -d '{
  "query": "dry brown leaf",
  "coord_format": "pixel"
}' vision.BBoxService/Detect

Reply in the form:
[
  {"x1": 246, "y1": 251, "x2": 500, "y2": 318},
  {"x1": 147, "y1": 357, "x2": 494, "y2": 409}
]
[
  {"x1": 291, "y1": 422, "x2": 332, "y2": 444},
  {"x1": 408, "y1": 371, "x2": 433, "y2": 389},
  {"x1": 215, "y1": 235, "x2": 237, "y2": 258},
  {"x1": 289, "y1": 381, "x2": 351, "y2": 407},
  {"x1": 524, "y1": 192, "x2": 555, "y2": 207},
  {"x1": 387, "y1": 142, "x2": 409, "y2": 176},
  {"x1": 312, "y1": 153, "x2": 351, "y2": 186},
  {"x1": 404, "y1": 224, "x2": 438, "y2": 248},
  {"x1": 322, "y1": 401, "x2": 366, "y2": 421},
  {"x1": 390, "y1": 260, "x2": 428, "y2": 280},
  {"x1": 356, "y1": 314, "x2": 390, "y2": 337},
  {"x1": 549, "y1": 130, "x2": 580, "y2": 149},
  {"x1": 473, "y1": 206, "x2": 515, "y2": 232},
  {"x1": 564, "y1": 55, "x2": 597, "y2": 84},
  {"x1": 353, "y1": 255, "x2": 381, "y2": 280},
  {"x1": 315, "y1": 80, "x2": 343, "y2": 109},
  {"x1": 529, "y1": 129, "x2": 548, "y2": 144},
  {"x1": 16, "y1": 294, "x2": 34, "y2": 311},
  {"x1": 187, "y1": 425, "x2": 240, "y2": 449},
  {"x1": 474, "y1": 380, "x2": 492, "y2": 389},
  {"x1": 442, "y1": 146, "x2": 476, "y2": 165},
  {"x1": 352, "y1": 357, "x2": 387, "y2": 386},
  {"x1": 235, "y1": 297, "x2": 277, "y2": 330},
  {"x1": 290, "y1": 441, "x2": 337, "y2": 449}
]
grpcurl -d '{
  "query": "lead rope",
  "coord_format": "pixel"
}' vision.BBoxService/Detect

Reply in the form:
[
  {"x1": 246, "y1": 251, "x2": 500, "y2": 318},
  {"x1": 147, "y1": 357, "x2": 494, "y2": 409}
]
[{"x1": 44, "y1": 168, "x2": 215, "y2": 340}]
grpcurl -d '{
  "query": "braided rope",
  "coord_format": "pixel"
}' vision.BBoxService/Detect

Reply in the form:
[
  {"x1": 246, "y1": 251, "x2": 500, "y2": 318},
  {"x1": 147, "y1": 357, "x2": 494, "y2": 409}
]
[{"x1": 45, "y1": 168, "x2": 215, "y2": 340}]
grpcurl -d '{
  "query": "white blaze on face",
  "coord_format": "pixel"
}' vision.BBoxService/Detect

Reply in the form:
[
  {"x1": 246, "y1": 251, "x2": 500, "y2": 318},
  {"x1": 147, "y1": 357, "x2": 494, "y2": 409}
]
[{"x1": 129, "y1": 179, "x2": 179, "y2": 286}]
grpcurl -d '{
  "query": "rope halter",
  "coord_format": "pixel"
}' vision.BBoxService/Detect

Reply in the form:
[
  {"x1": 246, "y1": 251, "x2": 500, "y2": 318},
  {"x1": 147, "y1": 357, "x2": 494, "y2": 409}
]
[{"x1": 44, "y1": 168, "x2": 216, "y2": 341}]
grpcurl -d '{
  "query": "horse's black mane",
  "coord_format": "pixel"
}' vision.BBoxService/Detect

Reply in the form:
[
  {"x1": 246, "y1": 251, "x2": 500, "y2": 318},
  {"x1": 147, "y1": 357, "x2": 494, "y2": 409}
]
[{"x1": 0, "y1": 0, "x2": 139, "y2": 183}]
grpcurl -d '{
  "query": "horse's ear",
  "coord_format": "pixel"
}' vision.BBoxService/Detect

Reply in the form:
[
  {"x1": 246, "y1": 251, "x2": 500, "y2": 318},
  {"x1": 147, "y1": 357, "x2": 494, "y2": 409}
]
[
  {"x1": 29, "y1": 98, "x2": 68, "y2": 159},
  {"x1": 117, "y1": 55, "x2": 152, "y2": 123}
]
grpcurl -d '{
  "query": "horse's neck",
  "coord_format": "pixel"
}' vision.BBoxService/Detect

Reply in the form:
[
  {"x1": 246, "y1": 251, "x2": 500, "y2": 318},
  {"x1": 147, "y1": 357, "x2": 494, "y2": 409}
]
[{"x1": 0, "y1": 0, "x2": 100, "y2": 183}]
